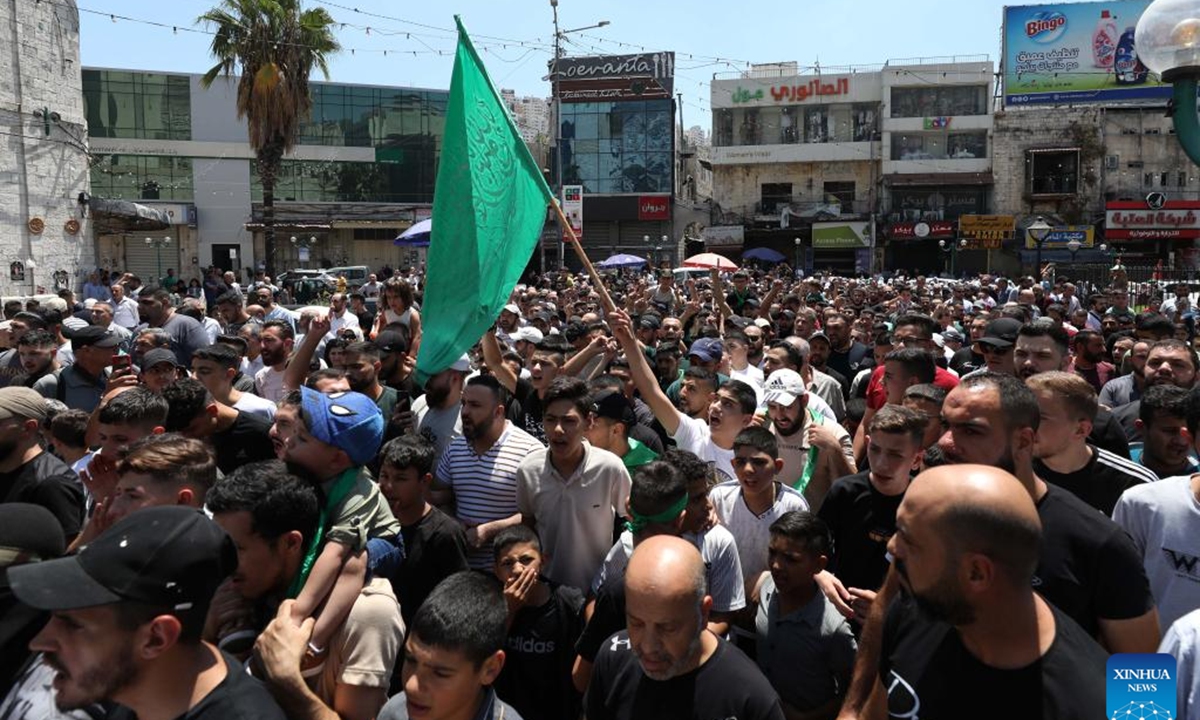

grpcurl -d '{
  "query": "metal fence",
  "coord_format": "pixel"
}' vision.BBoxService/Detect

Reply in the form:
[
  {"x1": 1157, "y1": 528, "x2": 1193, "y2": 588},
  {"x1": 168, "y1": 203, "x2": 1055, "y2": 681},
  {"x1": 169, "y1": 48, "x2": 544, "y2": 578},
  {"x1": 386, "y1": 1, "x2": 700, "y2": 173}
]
[{"x1": 1055, "y1": 263, "x2": 1200, "y2": 306}]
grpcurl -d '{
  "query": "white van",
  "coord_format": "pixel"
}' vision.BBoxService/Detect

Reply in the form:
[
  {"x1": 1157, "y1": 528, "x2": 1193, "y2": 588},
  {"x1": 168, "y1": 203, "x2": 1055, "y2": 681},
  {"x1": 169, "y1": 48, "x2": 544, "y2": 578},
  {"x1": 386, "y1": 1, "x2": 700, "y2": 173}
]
[{"x1": 672, "y1": 267, "x2": 711, "y2": 283}]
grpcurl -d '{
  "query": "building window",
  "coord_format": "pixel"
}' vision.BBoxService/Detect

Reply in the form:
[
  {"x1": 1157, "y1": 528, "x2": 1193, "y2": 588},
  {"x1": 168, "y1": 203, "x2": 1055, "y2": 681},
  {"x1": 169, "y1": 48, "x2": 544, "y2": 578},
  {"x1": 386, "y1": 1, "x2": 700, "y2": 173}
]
[
  {"x1": 761, "y1": 183, "x2": 793, "y2": 214},
  {"x1": 251, "y1": 156, "x2": 437, "y2": 204},
  {"x1": 560, "y1": 99, "x2": 673, "y2": 193},
  {"x1": 298, "y1": 85, "x2": 448, "y2": 150},
  {"x1": 823, "y1": 181, "x2": 855, "y2": 211},
  {"x1": 890, "y1": 86, "x2": 987, "y2": 118},
  {"x1": 892, "y1": 130, "x2": 987, "y2": 160},
  {"x1": 1027, "y1": 149, "x2": 1080, "y2": 196},
  {"x1": 89, "y1": 155, "x2": 194, "y2": 201},
  {"x1": 715, "y1": 109, "x2": 734, "y2": 146}
]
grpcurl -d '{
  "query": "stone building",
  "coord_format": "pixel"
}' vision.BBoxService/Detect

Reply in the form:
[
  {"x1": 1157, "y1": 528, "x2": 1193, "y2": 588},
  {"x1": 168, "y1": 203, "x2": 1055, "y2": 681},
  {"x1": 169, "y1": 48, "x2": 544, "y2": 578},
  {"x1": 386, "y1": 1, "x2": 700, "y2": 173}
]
[{"x1": 0, "y1": 0, "x2": 92, "y2": 296}]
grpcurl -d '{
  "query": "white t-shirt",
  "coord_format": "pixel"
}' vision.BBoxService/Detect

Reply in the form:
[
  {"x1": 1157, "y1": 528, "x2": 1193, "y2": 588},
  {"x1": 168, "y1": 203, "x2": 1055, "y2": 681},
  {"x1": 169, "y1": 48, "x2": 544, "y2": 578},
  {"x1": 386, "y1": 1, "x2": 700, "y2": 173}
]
[
  {"x1": 233, "y1": 391, "x2": 277, "y2": 422},
  {"x1": 1160, "y1": 608, "x2": 1200, "y2": 718},
  {"x1": 254, "y1": 365, "x2": 287, "y2": 404},
  {"x1": 1113, "y1": 474, "x2": 1200, "y2": 632},
  {"x1": 709, "y1": 480, "x2": 809, "y2": 588},
  {"x1": 672, "y1": 413, "x2": 737, "y2": 484},
  {"x1": 412, "y1": 396, "x2": 462, "y2": 465},
  {"x1": 591, "y1": 526, "x2": 746, "y2": 613},
  {"x1": 730, "y1": 364, "x2": 765, "y2": 405}
]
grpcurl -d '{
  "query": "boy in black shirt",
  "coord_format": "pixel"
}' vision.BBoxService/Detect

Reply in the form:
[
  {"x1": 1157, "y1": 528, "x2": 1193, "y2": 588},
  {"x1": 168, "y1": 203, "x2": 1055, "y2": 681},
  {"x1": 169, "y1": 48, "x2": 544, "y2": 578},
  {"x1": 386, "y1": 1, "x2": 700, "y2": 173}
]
[
  {"x1": 376, "y1": 436, "x2": 469, "y2": 628},
  {"x1": 817, "y1": 405, "x2": 926, "y2": 620},
  {"x1": 491, "y1": 525, "x2": 584, "y2": 720}
]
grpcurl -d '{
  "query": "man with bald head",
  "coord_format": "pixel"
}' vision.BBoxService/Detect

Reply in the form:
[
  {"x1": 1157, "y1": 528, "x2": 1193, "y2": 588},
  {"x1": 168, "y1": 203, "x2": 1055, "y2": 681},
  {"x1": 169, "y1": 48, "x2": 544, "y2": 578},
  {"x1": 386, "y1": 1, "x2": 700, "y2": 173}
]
[
  {"x1": 585, "y1": 535, "x2": 784, "y2": 720},
  {"x1": 873, "y1": 464, "x2": 1107, "y2": 718}
]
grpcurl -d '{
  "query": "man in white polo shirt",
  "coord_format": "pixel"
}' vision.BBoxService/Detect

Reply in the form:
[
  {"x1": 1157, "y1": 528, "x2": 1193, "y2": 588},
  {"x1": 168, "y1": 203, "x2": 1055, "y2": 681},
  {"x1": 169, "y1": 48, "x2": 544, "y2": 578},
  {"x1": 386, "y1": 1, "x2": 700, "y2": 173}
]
[{"x1": 516, "y1": 376, "x2": 631, "y2": 590}]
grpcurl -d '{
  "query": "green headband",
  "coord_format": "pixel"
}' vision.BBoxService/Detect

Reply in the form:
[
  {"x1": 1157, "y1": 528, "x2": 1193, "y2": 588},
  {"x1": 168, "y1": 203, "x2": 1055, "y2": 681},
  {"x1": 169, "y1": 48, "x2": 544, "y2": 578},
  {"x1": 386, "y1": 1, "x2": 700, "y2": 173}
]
[{"x1": 625, "y1": 492, "x2": 689, "y2": 535}]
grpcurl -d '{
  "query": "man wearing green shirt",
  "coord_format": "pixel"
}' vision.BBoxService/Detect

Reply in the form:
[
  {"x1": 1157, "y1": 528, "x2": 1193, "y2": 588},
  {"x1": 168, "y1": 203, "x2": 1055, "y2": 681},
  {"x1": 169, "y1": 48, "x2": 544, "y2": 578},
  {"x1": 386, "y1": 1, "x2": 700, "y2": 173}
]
[{"x1": 586, "y1": 389, "x2": 659, "y2": 471}]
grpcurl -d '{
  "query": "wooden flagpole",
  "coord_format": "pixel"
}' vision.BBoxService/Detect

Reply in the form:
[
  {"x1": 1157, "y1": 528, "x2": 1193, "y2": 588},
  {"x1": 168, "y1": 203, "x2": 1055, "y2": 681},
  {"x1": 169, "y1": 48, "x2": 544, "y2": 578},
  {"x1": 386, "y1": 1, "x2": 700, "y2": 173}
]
[{"x1": 549, "y1": 198, "x2": 619, "y2": 316}]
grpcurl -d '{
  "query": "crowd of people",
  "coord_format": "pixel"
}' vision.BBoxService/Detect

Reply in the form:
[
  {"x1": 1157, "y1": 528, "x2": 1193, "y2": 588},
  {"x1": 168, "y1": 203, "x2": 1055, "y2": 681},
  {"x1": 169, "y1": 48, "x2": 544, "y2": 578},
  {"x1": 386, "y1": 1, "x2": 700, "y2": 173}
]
[{"x1": 1, "y1": 260, "x2": 1198, "y2": 719}]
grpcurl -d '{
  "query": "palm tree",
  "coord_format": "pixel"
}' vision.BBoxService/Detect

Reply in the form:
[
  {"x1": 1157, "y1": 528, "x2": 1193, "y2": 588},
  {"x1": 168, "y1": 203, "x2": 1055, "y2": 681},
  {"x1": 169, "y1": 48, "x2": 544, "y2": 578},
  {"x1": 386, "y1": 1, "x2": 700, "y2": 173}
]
[{"x1": 197, "y1": 0, "x2": 339, "y2": 279}]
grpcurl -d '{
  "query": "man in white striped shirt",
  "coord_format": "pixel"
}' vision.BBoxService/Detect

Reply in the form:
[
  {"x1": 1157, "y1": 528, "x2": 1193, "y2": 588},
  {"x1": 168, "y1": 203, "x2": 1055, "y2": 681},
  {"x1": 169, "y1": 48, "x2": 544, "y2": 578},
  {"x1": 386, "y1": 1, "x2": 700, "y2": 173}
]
[{"x1": 431, "y1": 374, "x2": 543, "y2": 569}]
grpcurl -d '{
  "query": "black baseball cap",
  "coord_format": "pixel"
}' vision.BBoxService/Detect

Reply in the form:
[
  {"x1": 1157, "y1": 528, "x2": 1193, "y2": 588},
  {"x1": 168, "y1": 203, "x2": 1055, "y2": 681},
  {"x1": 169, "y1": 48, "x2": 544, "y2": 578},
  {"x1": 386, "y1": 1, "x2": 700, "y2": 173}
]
[
  {"x1": 9, "y1": 506, "x2": 236, "y2": 616},
  {"x1": 978, "y1": 318, "x2": 1023, "y2": 349},
  {"x1": 68, "y1": 325, "x2": 122, "y2": 349},
  {"x1": 592, "y1": 389, "x2": 636, "y2": 426}
]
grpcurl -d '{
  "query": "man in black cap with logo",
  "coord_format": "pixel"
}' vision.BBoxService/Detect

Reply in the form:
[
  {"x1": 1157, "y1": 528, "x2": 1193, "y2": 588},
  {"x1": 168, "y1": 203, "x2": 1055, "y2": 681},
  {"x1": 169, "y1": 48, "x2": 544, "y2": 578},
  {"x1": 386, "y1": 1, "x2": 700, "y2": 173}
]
[
  {"x1": 0, "y1": 387, "x2": 82, "y2": 539},
  {"x1": 9, "y1": 506, "x2": 288, "y2": 720},
  {"x1": 967, "y1": 317, "x2": 1022, "y2": 377},
  {"x1": 49, "y1": 325, "x2": 123, "y2": 412}
]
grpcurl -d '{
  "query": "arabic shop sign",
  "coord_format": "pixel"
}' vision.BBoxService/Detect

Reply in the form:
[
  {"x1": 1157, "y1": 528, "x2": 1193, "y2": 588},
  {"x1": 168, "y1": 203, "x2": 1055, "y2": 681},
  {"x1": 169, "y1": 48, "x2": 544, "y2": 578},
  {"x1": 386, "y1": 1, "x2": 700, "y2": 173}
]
[
  {"x1": 730, "y1": 77, "x2": 852, "y2": 104},
  {"x1": 812, "y1": 221, "x2": 871, "y2": 249},
  {"x1": 1024, "y1": 225, "x2": 1094, "y2": 249},
  {"x1": 1106, "y1": 200, "x2": 1200, "y2": 240},
  {"x1": 888, "y1": 221, "x2": 956, "y2": 240},
  {"x1": 959, "y1": 215, "x2": 1016, "y2": 241},
  {"x1": 637, "y1": 195, "x2": 671, "y2": 221}
]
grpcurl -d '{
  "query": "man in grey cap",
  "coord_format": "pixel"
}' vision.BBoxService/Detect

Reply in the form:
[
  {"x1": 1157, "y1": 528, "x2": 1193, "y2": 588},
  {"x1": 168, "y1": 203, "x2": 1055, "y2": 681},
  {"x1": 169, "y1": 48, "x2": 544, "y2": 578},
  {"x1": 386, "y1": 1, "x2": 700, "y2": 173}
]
[
  {"x1": 44, "y1": 325, "x2": 123, "y2": 412},
  {"x1": 0, "y1": 387, "x2": 82, "y2": 539}
]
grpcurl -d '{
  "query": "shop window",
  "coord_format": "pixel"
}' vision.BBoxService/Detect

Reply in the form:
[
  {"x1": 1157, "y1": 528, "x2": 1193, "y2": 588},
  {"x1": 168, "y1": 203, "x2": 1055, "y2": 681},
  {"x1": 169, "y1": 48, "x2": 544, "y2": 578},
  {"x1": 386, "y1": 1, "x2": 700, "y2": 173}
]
[{"x1": 1027, "y1": 149, "x2": 1079, "y2": 196}]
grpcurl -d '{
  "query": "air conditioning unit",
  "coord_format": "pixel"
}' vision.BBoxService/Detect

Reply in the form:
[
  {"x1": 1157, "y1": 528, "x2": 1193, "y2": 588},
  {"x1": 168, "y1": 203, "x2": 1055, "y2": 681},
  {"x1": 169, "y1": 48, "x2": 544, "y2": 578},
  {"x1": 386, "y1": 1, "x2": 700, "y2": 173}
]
[{"x1": 1105, "y1": 155, "x2": 1119, "y2": 170}]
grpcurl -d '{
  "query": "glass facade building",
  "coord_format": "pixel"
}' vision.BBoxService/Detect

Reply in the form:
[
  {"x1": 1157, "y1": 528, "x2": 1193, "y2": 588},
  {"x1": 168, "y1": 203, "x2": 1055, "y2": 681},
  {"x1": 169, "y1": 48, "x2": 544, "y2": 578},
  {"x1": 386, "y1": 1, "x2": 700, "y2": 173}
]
[
  {"x1": 250, "y1": 156, "x2": 437, "y2": 204},
  {"x1": 89, "y1": 155, "x2": 194, "y2": 201},
  {"x1": 82, "y1": 70, "x2": 191, "y2": 140},
  {"x1": 560, "y1": 99, "x2": 673, "y2": 194}
]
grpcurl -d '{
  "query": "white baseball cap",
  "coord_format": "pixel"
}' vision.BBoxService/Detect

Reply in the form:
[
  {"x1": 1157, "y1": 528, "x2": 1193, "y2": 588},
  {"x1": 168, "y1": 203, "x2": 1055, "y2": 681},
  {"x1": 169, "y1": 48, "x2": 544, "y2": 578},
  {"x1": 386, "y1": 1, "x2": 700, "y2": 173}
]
[
  {"x1": 764, "y1": 369, "x2": 808, "y2": 407},
  {"x1": 513, "y1": 326, "x2": 544, "y2": 345}
]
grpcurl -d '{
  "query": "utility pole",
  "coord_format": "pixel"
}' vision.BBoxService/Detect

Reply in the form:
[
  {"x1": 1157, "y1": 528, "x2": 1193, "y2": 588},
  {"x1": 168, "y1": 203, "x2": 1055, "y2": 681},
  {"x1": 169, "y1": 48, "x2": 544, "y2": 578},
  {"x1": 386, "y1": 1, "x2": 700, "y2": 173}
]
[{"x1": 551, "y1": 0, "x2": 563, "y2": 271}]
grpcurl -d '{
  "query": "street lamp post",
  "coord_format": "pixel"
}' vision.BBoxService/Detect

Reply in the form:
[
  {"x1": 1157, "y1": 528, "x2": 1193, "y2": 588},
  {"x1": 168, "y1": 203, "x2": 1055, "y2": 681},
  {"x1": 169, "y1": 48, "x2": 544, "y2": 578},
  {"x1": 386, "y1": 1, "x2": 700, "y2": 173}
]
[
  {"x1": 1027, "y1": 215, "x2": 1053, "y2": 276},
  {"x1": 1136, "y1": 1, "x2": 1200, "y2": 165},
  {"x1": 939, "y1": 238, "x2": 968, "y2": 276},
  {"x1": 145, "y1": 236, "x2": 171, "y2": 285},
  {"x1": 290, "y1": 235, "x2": 316, "y2": 269},
  {"x1": 793, "y1": 237, "x2": 802, "y2": 277},
  {"x1": 550, "y1": 0, "x2": 609, "y2": 270},
  {"x1": 1066, "y1": 237, "x2": 1083, "y2": 264}
]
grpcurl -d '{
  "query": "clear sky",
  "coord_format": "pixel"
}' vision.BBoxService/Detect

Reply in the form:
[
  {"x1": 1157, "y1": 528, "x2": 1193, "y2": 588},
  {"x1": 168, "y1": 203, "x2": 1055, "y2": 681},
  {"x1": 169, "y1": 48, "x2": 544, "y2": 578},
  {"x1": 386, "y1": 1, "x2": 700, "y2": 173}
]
[{"x1": 79, "y1": 0, "x2": 1016, "y2": 126}]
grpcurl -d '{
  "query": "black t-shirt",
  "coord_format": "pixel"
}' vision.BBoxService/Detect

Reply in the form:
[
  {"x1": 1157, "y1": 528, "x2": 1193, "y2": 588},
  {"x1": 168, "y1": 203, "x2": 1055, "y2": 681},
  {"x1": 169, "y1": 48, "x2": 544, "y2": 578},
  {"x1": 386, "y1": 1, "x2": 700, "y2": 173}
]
[
  {"x1": 817, "y1": 471, "x2": 903, "y2": 592},
  {"x1": 1034, "y1": 483, "x2": 1155, "y2": 636},
  {"x1": 394, "y1": 506, "x2": 469, "y2": 627},
  {"x1": 827, "y1": 342, "x2": 871, "y2": 381},
  {"x1": 585, "y1": 630, "x2": 785, "y2": 720},
  {"x1": 1034, "y1": 445, "x2": 1151, "y2": 516},
  {"x1": 513, "y1": 378, "x2": 548, "y2": 444},
  {"x1": 1111, "y1": 400, "x2": 1142, "y2": 442},
  {"x1": 0, "y1": 451, "x2": 83, "y2": 538},
  {"x1": 576, "y1": 576, "x2": 626, "y2": 663},
  {"x1": 1090, "y1": 408, "x2": 1131, "y2": 458},
  {"x1": 108, "y1": 650, "x2": 287, "y2": 720},
  {"x1": 495, "y1": 585, "x2": 585, "y2": 720},
  {"x1": 356, "y1": 309, "x2": 376, "y2": 331},
  {"x1": 879, "y1": 594, "x2": 1107, "y2": 720},
  {"x1": 212, "y1": 412, "x2": 277, "y2": 474},
  {"x1": 949, "y1": 346, "x2": 983, "y2": 377}
]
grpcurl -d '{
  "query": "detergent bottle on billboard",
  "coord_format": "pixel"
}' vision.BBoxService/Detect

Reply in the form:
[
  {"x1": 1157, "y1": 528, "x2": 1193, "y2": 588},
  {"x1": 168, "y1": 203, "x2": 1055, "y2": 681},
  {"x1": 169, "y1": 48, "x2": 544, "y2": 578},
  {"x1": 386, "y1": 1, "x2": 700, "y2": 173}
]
[
  {"x1": 1093, "y1": 10, "x2": 1118, "y2": 68},
  {"x1": 1115, "y1": 26, "x2": 1149, "y2": 84}
]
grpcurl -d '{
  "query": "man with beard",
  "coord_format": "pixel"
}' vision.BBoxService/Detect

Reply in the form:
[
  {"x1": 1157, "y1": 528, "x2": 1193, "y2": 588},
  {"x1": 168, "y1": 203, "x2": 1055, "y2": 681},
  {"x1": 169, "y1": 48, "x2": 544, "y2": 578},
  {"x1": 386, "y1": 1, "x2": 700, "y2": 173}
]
[
  {"x1": 0, "y1": 386, "x2": 82, "y2": 542},
  {"x1": 205, "y1": 462, "x2": 402, "y2": 720},
  {"x1": 1100, "y1": 339, "x2": 1150, "y2": 408},
  {"x1": 255, "y1": 320, "x2": 295, "y2": 405},
  {"x1": 341, "y1": 340, "x2": 398, "y2": 418},
  {"x1": 1111, "y1": 338, "x2": 1198, "y2": 441},
  {"x1": 136, "y1": 287, "x2": 208, "y2": 367},
  {"x1": 9, "y1": 506, "x2": 288, "y2": 720},
  {"x1": 0, "y1": 311, "x2": 49, "y2": 388},
  {"x1": 923, "y1": 373, "x2": 1159, "y2": 653},
  {"x1": 763, "y1": 368, "x2": 855, "y2": 512},
  {"x1": 431, "y1": 375, "x2": 543, "y2": 570},
  {"x1": 584, "y1": 535, "x2": 784, "y2": 720},
  {"x1": 1070, "y1": 329, "x2": 1115, "y2": 395},
  {"x1": 824, "y1": 312, "x2": 871, "y2": 381},
  {"x1": 253, "y1": 285, "x2": 296, "y2": 333},
  {"x1": 15, "y1": 329, "x2": 60, "y2": 395},
  {"x1": 1130, "y1": 385, "x2": 1199, "y2": 478},
  {"x1": 410, "y1": 354, "x2": 469, "y2": 464},
  {"x1": 483, "y1": 327, "x2": 562, "y2": 444},
  {"x1": 496, "y1": 303, "x2": 522, "y2": 346},
  {"x1": 850, "y1": 465, "x2": 1108, "y2": 719}
]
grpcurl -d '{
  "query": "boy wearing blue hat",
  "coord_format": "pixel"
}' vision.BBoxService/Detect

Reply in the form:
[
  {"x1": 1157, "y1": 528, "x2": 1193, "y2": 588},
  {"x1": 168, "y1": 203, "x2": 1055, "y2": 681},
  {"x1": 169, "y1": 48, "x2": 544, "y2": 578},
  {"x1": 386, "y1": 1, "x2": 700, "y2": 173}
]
[{"x1": 271, "y1": 387, "x2": 402, "y2": 672}]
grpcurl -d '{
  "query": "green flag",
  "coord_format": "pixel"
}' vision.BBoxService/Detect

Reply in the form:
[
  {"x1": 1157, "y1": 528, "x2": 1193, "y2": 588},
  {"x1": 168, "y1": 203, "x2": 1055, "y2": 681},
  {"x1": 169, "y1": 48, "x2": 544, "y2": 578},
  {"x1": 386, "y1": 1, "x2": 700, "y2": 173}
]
[{"x1": 415, "y1": 17, "x2": 553, "y2": 380}]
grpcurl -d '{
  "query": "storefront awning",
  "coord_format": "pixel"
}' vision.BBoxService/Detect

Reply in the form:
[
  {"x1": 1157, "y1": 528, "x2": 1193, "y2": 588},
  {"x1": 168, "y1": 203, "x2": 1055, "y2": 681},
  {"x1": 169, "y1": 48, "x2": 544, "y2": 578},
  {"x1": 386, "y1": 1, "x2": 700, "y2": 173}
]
[
  {"x1": 88, "y1": 197, "x2": 171, "y2": 234},
  {"x1": 883, "y1": 172, "x2": 994, "y2": 187}
]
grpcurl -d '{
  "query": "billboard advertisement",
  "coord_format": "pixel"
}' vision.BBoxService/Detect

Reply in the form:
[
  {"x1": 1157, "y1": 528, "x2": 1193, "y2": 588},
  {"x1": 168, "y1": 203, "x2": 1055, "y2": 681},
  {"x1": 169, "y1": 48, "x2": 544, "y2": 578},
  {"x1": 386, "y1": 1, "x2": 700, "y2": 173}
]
[
  {"x1": 1003, "y1": 1, "x2": 1171, "y2": 106},
  {"x1": 562, "y1": 185, "x2": 583, "y2": 239},
  {"x1": 812, "y1": 222, "x2": 871, "y2": 249},
  {"x1": 555, "y1": 52, "x2": 674, "y2": 103}
]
